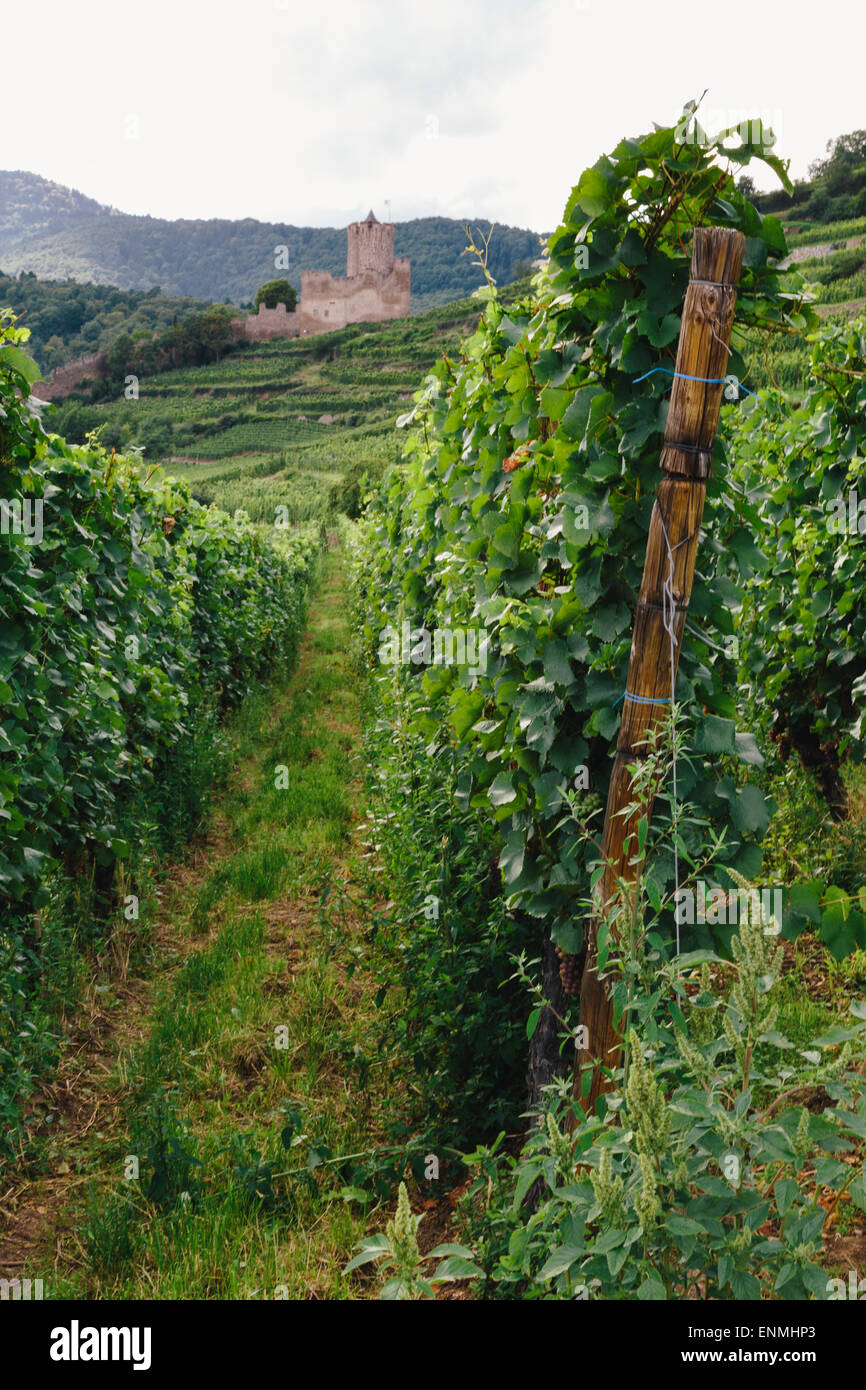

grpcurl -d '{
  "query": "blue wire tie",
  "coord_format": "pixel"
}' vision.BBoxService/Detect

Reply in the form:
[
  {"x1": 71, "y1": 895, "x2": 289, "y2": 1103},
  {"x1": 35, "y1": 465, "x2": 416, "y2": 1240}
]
[
  {"x1": 633, "y1": 367, "x2": 758, "y2": 398},
  {"x1": 613, "y1": 690, "x2": 673, "y2": 709}
]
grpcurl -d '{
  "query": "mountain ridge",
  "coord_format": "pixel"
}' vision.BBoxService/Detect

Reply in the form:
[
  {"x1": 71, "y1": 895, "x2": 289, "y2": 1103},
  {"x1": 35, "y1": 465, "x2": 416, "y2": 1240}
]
[{"x1": 0, "y1": 170, "x2": 543, "y2": 312}]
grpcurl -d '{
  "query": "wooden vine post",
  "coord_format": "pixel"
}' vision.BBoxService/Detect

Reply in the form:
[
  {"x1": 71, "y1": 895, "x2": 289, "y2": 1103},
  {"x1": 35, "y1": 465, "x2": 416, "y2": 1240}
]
[{"x1": 570, "y1": 226, "x2": 746, "y2": 1118}]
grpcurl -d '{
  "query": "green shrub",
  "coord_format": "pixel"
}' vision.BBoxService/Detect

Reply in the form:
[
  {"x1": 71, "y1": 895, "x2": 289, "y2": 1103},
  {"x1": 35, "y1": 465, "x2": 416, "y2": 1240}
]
[
  {"x1": 454, "y1": 819, "x2": 866, "y2": 1300},
  {"x1": 356, "y1": 659, "x2": 534, "y2": 1144}
]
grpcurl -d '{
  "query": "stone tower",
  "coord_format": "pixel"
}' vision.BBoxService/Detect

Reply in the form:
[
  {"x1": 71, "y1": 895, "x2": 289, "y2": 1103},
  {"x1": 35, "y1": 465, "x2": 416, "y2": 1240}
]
[
  {"x1": 346, "y1": 209, "x2": 395, "y2": 277},
  {"x1": 231, "y1": 206, "x2": 409, "y2": 342}
]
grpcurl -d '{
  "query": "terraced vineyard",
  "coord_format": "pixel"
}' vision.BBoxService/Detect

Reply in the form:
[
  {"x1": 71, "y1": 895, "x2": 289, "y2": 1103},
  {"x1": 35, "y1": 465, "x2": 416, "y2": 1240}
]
[
  {"x1": 752, "y1": 214, "x2": 866, "y2": 390},
  {"x1": 49, "y1": 296, "x2": 495, "y2": 521}
]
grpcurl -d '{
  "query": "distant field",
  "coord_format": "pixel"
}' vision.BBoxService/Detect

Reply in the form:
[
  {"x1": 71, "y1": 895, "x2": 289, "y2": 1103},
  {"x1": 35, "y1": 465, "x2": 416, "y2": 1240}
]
[
  {"x1": 43, "y1": 232, "x2": 864, "y2": 472},
  {"x1": 785, "y1": 215, "x2": 866, "y2": 249},
  {"x1": 743, "y1": 216, "x2": 866, "y2": 391},
  {"x1": 46, "y1": 293, "x2": 488, "y2": 523}
]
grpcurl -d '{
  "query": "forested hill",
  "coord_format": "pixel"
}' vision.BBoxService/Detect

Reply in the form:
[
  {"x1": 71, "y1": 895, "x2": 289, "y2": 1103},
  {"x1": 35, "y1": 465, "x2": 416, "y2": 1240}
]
[
  {"x1": 0, "y1": 271, "x2": 226, "y2": 376},
  {"x1": 0, "y1": 171, "x2": 542, "y2": 312},
  {"x1": 0, "y1": 170, "x2": 112, "y2": 240},
  {"x1": 747, "y1": 129, "x2": 866, "y2": 222}
]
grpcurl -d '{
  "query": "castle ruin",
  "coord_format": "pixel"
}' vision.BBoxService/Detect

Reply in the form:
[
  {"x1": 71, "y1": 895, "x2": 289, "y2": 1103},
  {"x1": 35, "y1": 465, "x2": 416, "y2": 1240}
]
[{"x1": 232, "y1": 210, "x2": 410, "y2": 343}]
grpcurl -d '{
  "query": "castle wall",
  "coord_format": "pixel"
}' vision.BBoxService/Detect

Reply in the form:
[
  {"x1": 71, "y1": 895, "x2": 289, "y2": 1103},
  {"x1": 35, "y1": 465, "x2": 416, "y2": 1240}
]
[
  {"x1": 34, "y1": 350, "x2": 108, "y2": 400},
  {"x1": 299, "y1": 261, "x2": 410, "y2": 328},
  {"x1": 232, "y1": 260, "x2": 410, "y2": 343},
  {"x1": 231, "y1": 302, "x2": 301, "y2": 341}
]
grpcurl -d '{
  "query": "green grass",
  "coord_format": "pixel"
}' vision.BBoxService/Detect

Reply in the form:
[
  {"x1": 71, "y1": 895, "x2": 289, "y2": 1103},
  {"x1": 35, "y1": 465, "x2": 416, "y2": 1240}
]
[{"x1": 21, "y1": 550, "x2": 405, "y2": 1301}]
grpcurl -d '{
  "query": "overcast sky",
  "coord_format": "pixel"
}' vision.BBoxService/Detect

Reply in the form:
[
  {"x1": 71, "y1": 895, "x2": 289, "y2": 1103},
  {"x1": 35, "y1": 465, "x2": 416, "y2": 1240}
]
[{"x1": 5, "y1": 0, "x2": 863, "y2": 231}]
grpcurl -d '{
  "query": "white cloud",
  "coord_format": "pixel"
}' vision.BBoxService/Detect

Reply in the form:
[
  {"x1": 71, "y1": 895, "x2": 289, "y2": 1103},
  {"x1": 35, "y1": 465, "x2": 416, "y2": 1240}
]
[{"x1": 4, "y1": 0, "x2": 864, "y2": 231}]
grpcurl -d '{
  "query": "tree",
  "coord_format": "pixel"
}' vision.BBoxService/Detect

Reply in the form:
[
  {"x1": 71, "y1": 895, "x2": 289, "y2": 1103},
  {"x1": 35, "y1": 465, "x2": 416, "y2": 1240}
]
[
  {"x1": 43, "y1": 334, "x2": 65, "y2": 372},
  {"x1": 105, "y1": 332, "x2": 134, "y2": 390},
  {"x1": 197, "y1": 305, "x2": 235, "y2": 361},
  {"x1": 254, "y1": 279, "x2": 297, "y2": 313},
  {"x1": 50, "y1": 399, "x2": 101, "y2": 444},
  {"x1": 808, "y1": 130, "x2": 866, "y2": 195}
]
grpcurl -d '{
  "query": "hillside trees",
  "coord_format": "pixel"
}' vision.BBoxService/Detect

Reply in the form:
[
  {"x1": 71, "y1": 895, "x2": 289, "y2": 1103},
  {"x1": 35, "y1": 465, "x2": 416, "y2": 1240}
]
[
  {"x1": 809, "y1": 131, "x2": 866, "y2": 194},
  {"x1": 0, "y1": 269, "x2": 216, "y2": 372},
  {"x1": 751, "y1": 128, "x2": 866, "y2": 219},
  {"x1": 98, "y1": 305, "x2": 238, "y2": 396},
  {"x1": 254, "y1": 279, "x2": 298, "y2": 312}
]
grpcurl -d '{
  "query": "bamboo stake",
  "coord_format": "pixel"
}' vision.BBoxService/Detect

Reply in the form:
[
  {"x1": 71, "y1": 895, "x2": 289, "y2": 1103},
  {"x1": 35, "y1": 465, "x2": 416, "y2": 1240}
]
[{"x1": 570, "y1": 226, "x2": 746, "y2": 1118}]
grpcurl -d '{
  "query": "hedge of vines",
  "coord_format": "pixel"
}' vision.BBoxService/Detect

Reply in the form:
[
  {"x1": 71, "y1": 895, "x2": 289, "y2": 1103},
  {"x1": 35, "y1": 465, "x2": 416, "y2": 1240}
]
[
  {"x1": 1, "y1": 315, "x2": 317, "y2": 914},
  {"x1": 352, "y1": 108, "x2": 817, "y2": 969},
  {"x1": 729, "y1": 320, "x2": 866, "y2": 794},
  {"x1": 721, "y1": 316, "x2": 866, "y2": 954}
]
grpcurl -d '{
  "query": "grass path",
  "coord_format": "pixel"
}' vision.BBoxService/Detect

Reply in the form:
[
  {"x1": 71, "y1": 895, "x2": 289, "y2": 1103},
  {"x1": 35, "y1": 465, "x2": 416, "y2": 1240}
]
[{"x1": 1, "y1": 547, "x2": 405, "y2": 1299}]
